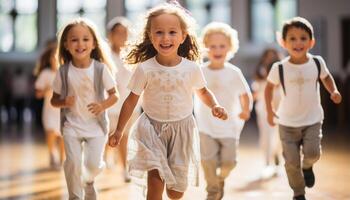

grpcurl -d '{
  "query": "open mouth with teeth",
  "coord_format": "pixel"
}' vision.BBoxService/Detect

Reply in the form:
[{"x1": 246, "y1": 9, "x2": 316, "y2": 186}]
[
  {"x1": 160, "y1": 44, "x2": 173, "y2": 50},
  {"x1": 293, "y1": 47, "x2": 304, "y2": 52},
  {"x1": 75, "y1": 49, "x2": 86, "y2": 53}
]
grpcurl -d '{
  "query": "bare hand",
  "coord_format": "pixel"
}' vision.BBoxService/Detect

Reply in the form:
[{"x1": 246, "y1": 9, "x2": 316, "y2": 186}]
[
  {"x1": 87, "y1": 102, "x2": 104, "y2": 116},
  {"x1": 65, "y1": 96, "x2": 75, "y2": 107},
  {"x1": 239, "y1": 110, "x2": 250, "y2": 121},
  {"x1": 212, "y1": 105, "x2": 228, "y2": 120},
  {"x1": 108, "y1": 130, "x2": 123, "y2": 147},
  {"x1": 330, "y1": 91, "x2": 342, "y2": 104}
]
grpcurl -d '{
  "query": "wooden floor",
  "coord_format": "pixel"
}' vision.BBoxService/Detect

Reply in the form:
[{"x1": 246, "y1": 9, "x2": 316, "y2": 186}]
[{"x1": 0, "y1": 122, "x2": 349, "y2": 200}]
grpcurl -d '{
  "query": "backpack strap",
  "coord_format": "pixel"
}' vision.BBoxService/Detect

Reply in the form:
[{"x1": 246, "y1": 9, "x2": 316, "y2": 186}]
[
  {"x1": 312, "y1": 57, "x2": 321, "y2": 89},
  {"x1": 278, "y1": 63, "x2": 286, "y2": 95}
]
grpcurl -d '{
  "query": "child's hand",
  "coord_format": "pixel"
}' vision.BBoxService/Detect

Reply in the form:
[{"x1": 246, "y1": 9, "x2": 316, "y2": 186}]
[
  {"x1": 87, "y1": 102, "x2": 104, "y2": 116},
  {"x1": 330, "y1": 90, "x2": 342, "y2": 104},
  {"x1": 239, "y1": 110, "x2": 250, "y2": 121},
  {"x1": 108, "y1": 130, "x2": 123, "y2": 147},
  {"x1": 212, "y1": 105, "x2": 228, "y2": 120},
  {"x1": 65, "y1": 96, "x2": 75, "y2": 107},
  {"x1": 267, "y1": 110, "x2": 278, "y2": 126}
]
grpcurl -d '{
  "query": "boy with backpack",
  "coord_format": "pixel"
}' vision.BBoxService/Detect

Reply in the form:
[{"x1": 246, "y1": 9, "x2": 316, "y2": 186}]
[{"x1": 265, "y1": 17, "x2": 342, "y2": 200}]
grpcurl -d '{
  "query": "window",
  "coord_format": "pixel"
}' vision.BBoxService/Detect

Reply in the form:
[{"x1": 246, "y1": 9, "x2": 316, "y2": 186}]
[
  {"x1": 0, "y1": 0, "x2": 38, "y2": 52},
  {"x1": 251, "y1": 0, "x2": 297, "y2": 43},
  {"x1": 186, "y1": 0, "x2": 231, "y2": 28},
  {"x1": 57, "y1": 0, "x2": 107, "y2": 36},
  {"x1": 125, "y1": 0, "x2": 164, "y2": 22}
]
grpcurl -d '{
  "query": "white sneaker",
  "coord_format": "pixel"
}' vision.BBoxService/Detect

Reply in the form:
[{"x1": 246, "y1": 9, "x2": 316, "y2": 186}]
[{"x1": 84, "y1": 181, "x2": 97, "y2": 200}]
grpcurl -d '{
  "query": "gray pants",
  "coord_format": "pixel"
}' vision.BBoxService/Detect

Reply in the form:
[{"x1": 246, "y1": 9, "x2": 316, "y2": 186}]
[
  {"x1": 200, "y1": 133, "x2": 238, "y2": 200},
  {"x1": 63, "y1": 135, "x2": 107, "y2": 200},
  {"x1": 279, "y1": 122, "x2": 322, "y2": 196}
]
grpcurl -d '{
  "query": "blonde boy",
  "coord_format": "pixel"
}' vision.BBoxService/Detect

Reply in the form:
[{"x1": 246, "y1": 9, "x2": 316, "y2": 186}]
[{"x1": 194, "y1": 22, "x2": 252, "y2": 200}]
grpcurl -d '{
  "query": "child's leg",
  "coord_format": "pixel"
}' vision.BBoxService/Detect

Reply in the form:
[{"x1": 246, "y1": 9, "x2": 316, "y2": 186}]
[
  {"x1": 147, "y1": 169, "x2": 164, "y2": 200},
  {"x1": 83, "y1": 135, "x2": 108, "y2": 183},
  {"x1": 218, "y1": 138, "x2": 238, "y2": 181},
  {"x1": 63, "y1": 135, "x2": 84, "y2": 200},
  {"x1": 279, "y1": 125, "x2": 305, "y2": 197},
  {"x1": 301, "y1": 123, "x2": 322, "y2": 169},
  {"x1": 200, "y1": 133, "x2": 220, "y2": 200}
]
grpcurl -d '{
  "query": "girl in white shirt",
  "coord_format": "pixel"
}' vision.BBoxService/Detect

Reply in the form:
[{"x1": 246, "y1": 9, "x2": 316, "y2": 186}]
[
  {"x1": 34, "y1": 40, "x2": 64, "y2": 170},
  {"x1": 105, "y1": 17, "x2": 140, "y2": 183},
  {"x1": 51, "y1": 18, "x2": 118, "y2": 200},
  {"x1": 108, "y1": 3, "x2": 227, "y2": 200}
]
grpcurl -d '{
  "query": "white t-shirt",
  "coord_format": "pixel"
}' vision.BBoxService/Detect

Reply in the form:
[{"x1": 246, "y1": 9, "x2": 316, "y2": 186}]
[
  {"x1": 35, "y1": 69, "x2": 60, "y2": 132},
  {"x1": 128, "y1": 57, "x2": 206, "y2": 122},
  {"x1": 267, "y1": 54, "x2": 330, "y2": 127},
  {"x1": 52, "y1": 60, "x2": 116, "y2": 137},
  {"x1": 194, "y1": 62, "x2": 252, "y2": 139}
]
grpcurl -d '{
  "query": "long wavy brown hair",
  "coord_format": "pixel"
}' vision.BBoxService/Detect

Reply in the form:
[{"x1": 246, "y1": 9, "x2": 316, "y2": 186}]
[
  {"x1": 56, "y1": 18, "x2": 115, "y2": 73},
  {"x1": 125, "y1": 3, "x2": 200, "y2": 64},
  {"x1": 33, "y1": 40, "x2": 58, "y2": 76}
]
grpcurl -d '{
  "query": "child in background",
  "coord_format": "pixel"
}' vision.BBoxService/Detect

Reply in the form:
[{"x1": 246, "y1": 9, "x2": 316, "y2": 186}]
[
  {"x1": 34, "y1": 39, "x2": 65, "y2": 170},
  {"x1": 194, "y1": 22, "x2": 252, "y2": 200},
  {"x1": 108, "y1": 3, "x2": 227, "y2": 200},
  {"x1": 106, "y1": 16, "x2": 140, "y2": 182},
  {"x1": 51, "y1": 18, "x2": 118, "y2": 200},
  {"x1": 251, "y1": 48, "x2": 283, "y2": 178},
  {"x1": 265, "y1": 17, "x2": 342, "y2": 200}
]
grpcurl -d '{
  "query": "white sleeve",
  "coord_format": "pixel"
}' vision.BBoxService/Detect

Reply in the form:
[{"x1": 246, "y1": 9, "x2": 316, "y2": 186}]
[
  {"x1": 102, "y1": 66, "x2": 117, "y2": 91},
  {"x1": 127, "y1": 65, "x2": 147, "y2": 95},
  {"x1": 315, "y1": 56, "x2": 330, "y2": 79},
  {"x1": 52, "y1": 70, "x2": 62, "y2": 94},
  {"x1": 191, "y1": 65, "x2": 207, "y2": 89},
  {"x1": 236, "y1": 69, "x2": 251, "y2": 95},
  {"x1": 266, "y1": 63, "x2": 280, "y2": 85},
  {"x1": 35, "y1": 70, "x2": 48, "y2": 90}
]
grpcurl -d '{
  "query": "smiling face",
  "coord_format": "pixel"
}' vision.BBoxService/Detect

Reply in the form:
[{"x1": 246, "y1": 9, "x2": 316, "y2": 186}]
[
  {"x1": 64, "y1": 24, "x2": 96, "y2": 67},
  {"x1": 205, "y1": 32, "x2": 231, "y2": 69},
  {"x1": 149, "y1": 13, "x2": 186, "y2": 65},
  {"x1": 282, "y1": 27, "x2": 315, "y2": 64}
]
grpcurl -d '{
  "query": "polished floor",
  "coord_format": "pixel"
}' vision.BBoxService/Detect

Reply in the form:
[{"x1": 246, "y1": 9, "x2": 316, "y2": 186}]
[{"x1": 0, "y1": 122, "x2": 349, "y2": 200}]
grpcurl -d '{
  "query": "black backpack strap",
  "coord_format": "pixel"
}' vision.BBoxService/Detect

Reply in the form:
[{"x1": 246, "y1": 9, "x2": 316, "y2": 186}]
[
  {"x1": 278, "y1": 63, "x2": 286, "y2": 95},
  {"x1": 313, "y1": 57, "x2": 321, "y2": 89}
]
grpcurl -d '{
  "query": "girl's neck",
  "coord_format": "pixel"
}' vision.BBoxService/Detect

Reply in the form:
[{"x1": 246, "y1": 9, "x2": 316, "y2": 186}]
[
  {"x1": 155, "y1": 55, "x2": 182, "y2": 67},
  {"x1": 112, "y1": 46, "x2": 121, "y2": 55},
  {"x1": 72, "y1": 58, "x2": 93, "y2": 68},
  {"x1": 289, "y1": 54, "x2": 309, "y2": 65},
  {"x1": 208, "y1": 61, "x2": 225, "y2": 70}
]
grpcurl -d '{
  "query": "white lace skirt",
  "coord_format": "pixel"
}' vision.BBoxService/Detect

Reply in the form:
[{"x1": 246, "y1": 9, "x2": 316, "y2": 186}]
[{"x1": 127, "y1": 113, "x2": 200, "y2": 192}]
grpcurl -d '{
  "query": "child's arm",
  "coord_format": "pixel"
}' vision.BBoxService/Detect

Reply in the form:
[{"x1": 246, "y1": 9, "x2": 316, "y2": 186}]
[
  {"x1": 321, "y1": 74, "x2": 342, "y2": 104},
  {"x1": 88, "y1": 87, "x2": 119, "y2": 116},
  {"x1": 264, "y1": 81, "x2": 278, "y2": 126},
  {"x1": 195, "y1": 87, "x2": 227, "y2": 120},
  {"x1": 51, "y1": 92, "x2": 75, "y2": 108},
  {"x1": 239, "y1": 93, "x2": 251, "y2": 121},
  {"x1": 109, "y1": 92, "x2": 140, "y2": 147}
]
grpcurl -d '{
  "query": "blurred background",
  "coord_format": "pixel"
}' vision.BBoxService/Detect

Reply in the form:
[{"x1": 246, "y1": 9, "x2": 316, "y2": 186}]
[{"x1": 0, "y1": 0, "x2": 349, "y2": 199}]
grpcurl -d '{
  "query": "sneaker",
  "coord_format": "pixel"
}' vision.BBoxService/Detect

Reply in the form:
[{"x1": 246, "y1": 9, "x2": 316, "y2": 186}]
[
  {"x1": 303, "y1": 167, "x2": 315, "y2": 188},
  {"x1": 84, "y1": 181, "x2": 97, "y2": 200},
  {"x1": 293, "y1": 194, "x2": 306, "y2": 200}
]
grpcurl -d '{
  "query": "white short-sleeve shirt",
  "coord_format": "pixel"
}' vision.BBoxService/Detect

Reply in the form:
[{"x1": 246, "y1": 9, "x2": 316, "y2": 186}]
[
  {"x1": 52, "y1": 60, "x2": 116, "y2": 137},
  {"x1": 128, "y1": 57, "x2": 206, "y2": 122},
  {"x1": 267, "y1": 54, "x2": 330, "y2": 127},
  {"x1": 194, "y1": 62, "x2": 251, "y2": 139}
]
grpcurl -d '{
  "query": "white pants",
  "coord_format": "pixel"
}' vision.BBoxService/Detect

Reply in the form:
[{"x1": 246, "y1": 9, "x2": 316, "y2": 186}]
[{"x1": 63, "y1": 134, "x2": 107, "y2": 200}]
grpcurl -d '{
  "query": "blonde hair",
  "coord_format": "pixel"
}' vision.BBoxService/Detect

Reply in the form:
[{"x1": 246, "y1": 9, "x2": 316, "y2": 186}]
[
  {"x1": 201, "y1": 22, "x2": 239, "y2": 60},
  {"x1": 56, "y1": 18, "x2": 115, "y2": 73},
  {"x1": 125, "y1": 3, "x2": 200, "y2": 64}
]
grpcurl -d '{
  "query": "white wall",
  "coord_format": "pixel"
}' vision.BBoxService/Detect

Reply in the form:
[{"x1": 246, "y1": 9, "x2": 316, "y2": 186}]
[{"x1": 299, "y1": 0, "x2": 350, "y2": 73}]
